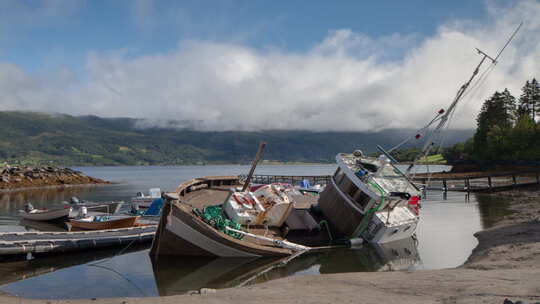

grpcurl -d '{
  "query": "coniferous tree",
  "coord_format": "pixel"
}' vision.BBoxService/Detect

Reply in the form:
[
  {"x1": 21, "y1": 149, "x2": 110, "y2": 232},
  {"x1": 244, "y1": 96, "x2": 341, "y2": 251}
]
[
  {"x1": 517, "y1": 79, "x2": 540, "y2": 121},
  {"x1": 531, "y1": 78, "x2": 540, "y2": 121},
  {"x1": 501, "y1": 88, "x2": 517, "y2": 123},
  {"x1": 473, "y1": 91, "x2": 514, "y2": 158}
]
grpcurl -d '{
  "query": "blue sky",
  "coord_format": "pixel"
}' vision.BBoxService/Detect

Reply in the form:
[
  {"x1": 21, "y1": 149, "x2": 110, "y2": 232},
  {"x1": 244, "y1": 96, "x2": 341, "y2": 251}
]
[
  {"x1": 0, "y1": 0, "x2": 537, "y2": 131},
  {"x1": 2, "y1": 0, "x2": 493, "y2": 72}
]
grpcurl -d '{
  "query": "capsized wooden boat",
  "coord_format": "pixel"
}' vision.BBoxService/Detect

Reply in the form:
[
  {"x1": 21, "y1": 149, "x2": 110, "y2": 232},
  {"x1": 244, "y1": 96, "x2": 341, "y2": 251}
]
[
  {"x1": 18, "y1": 206, "x2": 72, "y2": 222},
  {"x1": 68, "y1": 215, "x2": 139, "y2": 231},
  {"x1": 150, "y1": 176, "x2": 334, "y2": 258}
]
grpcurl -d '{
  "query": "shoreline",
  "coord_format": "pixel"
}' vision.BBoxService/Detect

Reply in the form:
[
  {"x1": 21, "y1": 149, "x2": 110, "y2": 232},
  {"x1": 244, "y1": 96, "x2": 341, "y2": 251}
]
[
  {"x1": 0, "y1": 165, "x2": 111, "y2": 192},
  {"x1": 3, "y1": 189, "x2": 540, "y2": 303},
  {"x1": 0, "y1": 182, "x2": 113, "y2": 194}
]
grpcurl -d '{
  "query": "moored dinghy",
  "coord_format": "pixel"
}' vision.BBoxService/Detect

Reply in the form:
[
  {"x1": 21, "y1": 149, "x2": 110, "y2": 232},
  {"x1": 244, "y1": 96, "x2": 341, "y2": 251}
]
[
  {"x1": 68, "y1": 208, "x2": 140, "y2": 230},
  {"x1": 18, "y1": 203, "x2": 72, "y2": 222}
]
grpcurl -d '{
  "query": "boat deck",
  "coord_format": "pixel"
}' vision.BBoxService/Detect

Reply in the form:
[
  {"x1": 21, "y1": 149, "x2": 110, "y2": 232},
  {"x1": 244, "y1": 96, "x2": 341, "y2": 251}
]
[{"x1": 0, "y1": 225, "x2": 157, "y2": 258}]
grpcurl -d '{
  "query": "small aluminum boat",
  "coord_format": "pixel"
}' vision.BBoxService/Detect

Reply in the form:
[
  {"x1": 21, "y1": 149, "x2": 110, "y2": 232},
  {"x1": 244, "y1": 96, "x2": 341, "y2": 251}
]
[{"x1": 18, "y1": 205, "x2": 72, "y2": 222}]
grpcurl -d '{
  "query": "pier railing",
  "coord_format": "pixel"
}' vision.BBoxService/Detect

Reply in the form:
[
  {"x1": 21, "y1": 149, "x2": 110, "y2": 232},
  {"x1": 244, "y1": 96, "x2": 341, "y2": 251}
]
[{"x1": 412, "y1": 170, "x2": 540, "y2": 192}]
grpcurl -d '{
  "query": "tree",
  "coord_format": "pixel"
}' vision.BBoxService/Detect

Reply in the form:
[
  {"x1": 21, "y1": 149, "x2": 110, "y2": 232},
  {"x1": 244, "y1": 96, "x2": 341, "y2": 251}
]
[
  {"x1": 517, "y1": 78, "x2": 540, "y2": 121},
  {"x1": 473, "y1": 90, "x2": 515, "y2": 158}
]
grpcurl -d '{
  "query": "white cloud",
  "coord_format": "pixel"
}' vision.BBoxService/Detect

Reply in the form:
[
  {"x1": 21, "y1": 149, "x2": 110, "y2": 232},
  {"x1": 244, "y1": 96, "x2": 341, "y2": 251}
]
[{"x1": 0, "y1": 0, "x2": 539, "y2": 131}]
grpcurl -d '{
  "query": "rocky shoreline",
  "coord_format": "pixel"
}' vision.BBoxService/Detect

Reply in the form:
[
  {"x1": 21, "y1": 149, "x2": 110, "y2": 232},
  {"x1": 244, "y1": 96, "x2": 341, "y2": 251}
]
[
  {"x1": 0, "y1": 166, "x2": 109, "y2": 191},
  {"x1": 2, "y1": 188, "x2": 540, "y2": 304}
]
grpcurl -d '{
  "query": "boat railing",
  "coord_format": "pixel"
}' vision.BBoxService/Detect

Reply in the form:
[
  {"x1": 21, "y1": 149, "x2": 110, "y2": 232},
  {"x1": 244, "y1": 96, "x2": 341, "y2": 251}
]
[{"x1": 240, "y1": 174, "x2": 332, "y2": 187}]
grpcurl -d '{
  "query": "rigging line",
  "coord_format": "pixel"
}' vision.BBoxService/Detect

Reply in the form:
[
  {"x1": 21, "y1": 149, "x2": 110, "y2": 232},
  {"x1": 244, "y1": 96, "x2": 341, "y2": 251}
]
[
  {"x1": 440, "y1": 63, "x2": 496, "y2": 147},
  {"x1": 437, "y1": 61, "x2": 496, "y2": 149},
  {"x1": 387, "y1": 115, "x2": 443, "y2": 152},
  {"x1": 425, "y1": 63, "x2": 497, "y2": 185},
  {"x1": 88, "y1": 237, "x2": 139, "y2": 267},
  {"x1": 87, "y1": 264, "x2": 147, "y2": 297},
  {"x1": 494, "y1": 22, "x2": 523, "y2": 62}
]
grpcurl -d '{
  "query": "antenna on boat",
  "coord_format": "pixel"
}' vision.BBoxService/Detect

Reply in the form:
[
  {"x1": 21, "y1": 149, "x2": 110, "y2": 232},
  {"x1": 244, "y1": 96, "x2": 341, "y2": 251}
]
[
  {"x1": 403, "y1": 22, "x2": 523, "y2": 176},
  {"x1": 242, "y1": 141, "x2": 267, "y2": 191}
]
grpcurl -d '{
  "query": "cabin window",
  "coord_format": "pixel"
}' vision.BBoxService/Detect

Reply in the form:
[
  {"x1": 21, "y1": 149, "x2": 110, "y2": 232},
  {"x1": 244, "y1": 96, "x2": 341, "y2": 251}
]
[
  {"x1": 353, "y1": 191, "x2": 372, "y2": 209},
  {"x1": 338, "y1": 177, "x2": 353, "y2": 194},
  {"x1": 334, "y1": 169, "x2": 345, "y2": 185},
  {"x1": 347, "y1": 183, "x2": 358, "y2": 198}
]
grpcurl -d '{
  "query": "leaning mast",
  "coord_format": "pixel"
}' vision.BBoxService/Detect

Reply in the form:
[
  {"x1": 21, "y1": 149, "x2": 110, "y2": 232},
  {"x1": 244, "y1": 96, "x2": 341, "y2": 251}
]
[{"x1": 406, "y1": 22, "x2": 523, "y2": 176}]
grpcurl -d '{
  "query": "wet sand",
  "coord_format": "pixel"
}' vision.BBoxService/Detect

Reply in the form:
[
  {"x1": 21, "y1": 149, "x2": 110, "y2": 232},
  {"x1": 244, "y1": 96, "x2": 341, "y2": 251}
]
[{"x1": 3, "y1": 189, "x2": 540, "y2": 304}]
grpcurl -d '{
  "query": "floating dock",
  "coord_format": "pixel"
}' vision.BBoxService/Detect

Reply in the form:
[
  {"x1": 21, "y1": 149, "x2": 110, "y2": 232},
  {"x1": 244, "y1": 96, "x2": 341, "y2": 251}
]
[{"x1": 0, "y1": 225, "x2": 156, "y2": 258}]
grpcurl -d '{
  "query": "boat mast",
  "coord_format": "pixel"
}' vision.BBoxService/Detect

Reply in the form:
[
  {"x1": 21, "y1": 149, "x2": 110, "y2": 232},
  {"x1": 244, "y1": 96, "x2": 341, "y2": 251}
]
[
  {"x1": 406, "y1": 23, "x2": 523, "y2": 175},
  {"x1": 242, "y1": 141, "x2": 267, "y2": 191}
]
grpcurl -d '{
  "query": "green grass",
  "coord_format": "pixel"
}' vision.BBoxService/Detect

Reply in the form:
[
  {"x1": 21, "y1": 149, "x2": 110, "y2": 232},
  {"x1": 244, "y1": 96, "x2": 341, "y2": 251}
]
[{"x1": 419, "y1": 154, "x2": 447, "y2": 163}]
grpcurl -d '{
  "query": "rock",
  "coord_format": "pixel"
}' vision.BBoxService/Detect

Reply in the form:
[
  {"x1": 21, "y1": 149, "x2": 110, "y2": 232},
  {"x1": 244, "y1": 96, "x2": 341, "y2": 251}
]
[
  {"x1": 503, "y1": 299, "x2": 513, "y2": 304},
  {"x1": 199, "y1": 288, "x2": 217, "y2": 294}
]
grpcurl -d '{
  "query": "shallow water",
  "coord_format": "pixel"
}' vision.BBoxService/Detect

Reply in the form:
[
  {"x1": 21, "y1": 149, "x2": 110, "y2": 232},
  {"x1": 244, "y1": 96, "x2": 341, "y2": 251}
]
[{"x1": 0, "y1": 165, "x2": 511, "y2": 299}]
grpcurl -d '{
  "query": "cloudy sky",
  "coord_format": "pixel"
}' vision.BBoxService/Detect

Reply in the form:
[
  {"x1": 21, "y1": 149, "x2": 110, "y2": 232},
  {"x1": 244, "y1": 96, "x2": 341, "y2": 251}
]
[{"x1": 0, "y1": 0, "x2": 538, "y2": 131}]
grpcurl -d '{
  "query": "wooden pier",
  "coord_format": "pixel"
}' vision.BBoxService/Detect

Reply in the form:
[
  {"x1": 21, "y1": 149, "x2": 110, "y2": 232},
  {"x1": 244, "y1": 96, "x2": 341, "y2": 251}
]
[
  {"x1": 245, "y1": 170, "x2": 540, "y2": 193},
  {"x1": 413, "y1": 170, "x2": 540, "y2": 192}
]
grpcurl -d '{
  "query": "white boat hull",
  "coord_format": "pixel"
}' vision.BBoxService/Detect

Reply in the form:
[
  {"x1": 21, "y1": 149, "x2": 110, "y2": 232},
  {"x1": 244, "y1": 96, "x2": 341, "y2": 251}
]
[
  {"x1": 366, "y1": 206, "x2": 418, "y2": 243},
  {"x1": 19, "y1": 207, "x2": 71, "y2": 221}
]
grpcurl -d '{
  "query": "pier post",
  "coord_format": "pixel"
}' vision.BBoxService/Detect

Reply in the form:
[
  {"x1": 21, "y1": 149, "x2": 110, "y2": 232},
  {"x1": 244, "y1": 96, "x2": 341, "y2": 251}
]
[
  {"x1": 442, "y1": 179, "x2": 447, "y2": 192},
  {"x1": 512, "y1": 175, "x2": 517, "y2": 187},
  {"x1": 536, "y1": 172, "x2": 540, "y2": 184},
  {"x1": 488, "y1": 176, "x2": 492, "y2": 189}
]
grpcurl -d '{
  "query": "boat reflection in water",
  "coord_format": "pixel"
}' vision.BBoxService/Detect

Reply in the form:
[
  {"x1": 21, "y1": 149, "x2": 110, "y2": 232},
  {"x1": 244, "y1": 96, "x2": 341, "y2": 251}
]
[
  {"x1": 0, "y1": 237, "x2": 419, "y2": 298},
  {"x1": 151, "y1": 236, "x2": 420, "y2": 296}
]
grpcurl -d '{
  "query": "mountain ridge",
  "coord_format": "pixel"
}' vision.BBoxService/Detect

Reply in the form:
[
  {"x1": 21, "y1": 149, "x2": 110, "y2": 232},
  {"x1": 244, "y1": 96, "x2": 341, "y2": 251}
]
[{"x1": 0, "y1": 111, "x2": 474, "y2": 166}]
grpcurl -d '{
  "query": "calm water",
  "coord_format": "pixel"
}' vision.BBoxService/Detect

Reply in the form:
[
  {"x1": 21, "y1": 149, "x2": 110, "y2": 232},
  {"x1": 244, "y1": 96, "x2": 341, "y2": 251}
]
[{"x1": 0, "y1": 165, "x2": 510, "y2": 299}]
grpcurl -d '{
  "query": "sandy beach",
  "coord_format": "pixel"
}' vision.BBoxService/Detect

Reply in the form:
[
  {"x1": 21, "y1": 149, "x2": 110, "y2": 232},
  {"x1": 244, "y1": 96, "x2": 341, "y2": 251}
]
[{"x1": 3, "y1": 188, "x2": 539, "y2": 304}]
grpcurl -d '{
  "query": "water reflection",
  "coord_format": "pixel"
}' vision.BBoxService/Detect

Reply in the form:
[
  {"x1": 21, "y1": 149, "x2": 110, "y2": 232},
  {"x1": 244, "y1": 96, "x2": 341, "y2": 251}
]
[
  {"x1": 152, "y1": 237, "x2": 420, "y2": 296},
  {"x1": 474, "y1": 194, "x2": 512, "y2": 228},
  {"x1": 0, "y1": 244, "x2": 150, "y2": 287}
]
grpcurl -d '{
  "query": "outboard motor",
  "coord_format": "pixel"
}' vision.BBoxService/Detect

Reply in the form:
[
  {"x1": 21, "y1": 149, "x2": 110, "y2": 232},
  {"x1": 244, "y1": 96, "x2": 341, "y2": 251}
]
[
  {"x1": 24, "y1": 203, "x2": 35, "y2": 213},
  {"x1": 77, "y1": 206, "x2": 88, "y2": 219},
  {"x1": 131, "y1": 203, "x2": 140, "y2": 215}
]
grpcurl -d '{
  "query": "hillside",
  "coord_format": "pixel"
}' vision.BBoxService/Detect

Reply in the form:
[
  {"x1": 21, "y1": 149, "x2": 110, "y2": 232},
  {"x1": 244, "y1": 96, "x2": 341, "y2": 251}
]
[{"x1": 0, "y1": 111, "x2": 473, "y2": 166}]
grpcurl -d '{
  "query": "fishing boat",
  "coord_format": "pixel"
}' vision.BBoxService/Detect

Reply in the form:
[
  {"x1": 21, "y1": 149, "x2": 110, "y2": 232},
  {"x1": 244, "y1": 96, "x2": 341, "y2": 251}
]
[
  {"x1": 68, "y1": 215, "x2": 139, "y2": 230},
  {"x1": 18, "y1": 204, "x2": 72, "y2": 222},
  {"x1": 150, "y1": 25, "x2": 522, "y2": 258},
  {"x1": 65, "y1": 197, "x2": 124, "y2": 215},
  {"x1": 132, "y1": 188, "x2": 162, "y2": 208}
]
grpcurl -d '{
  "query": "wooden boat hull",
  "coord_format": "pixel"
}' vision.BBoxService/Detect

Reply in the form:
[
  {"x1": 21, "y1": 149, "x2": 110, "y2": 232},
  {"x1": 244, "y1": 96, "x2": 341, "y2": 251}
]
[
  {"x1": 69, "y1": 216, "x2": 139, "y2": 231},
  {"x1": 151, "y1": 201, "x2": 292, "y2": 258},
  {"x1": 19, "y1": 207, "x2": 71, "y2": 222}
]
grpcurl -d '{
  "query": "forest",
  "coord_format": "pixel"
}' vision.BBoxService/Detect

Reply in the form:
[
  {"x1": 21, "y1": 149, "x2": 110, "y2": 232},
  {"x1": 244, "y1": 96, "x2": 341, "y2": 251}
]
[{"x1": 444, "y1": 78, "x2": 540, "y2": 163}]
